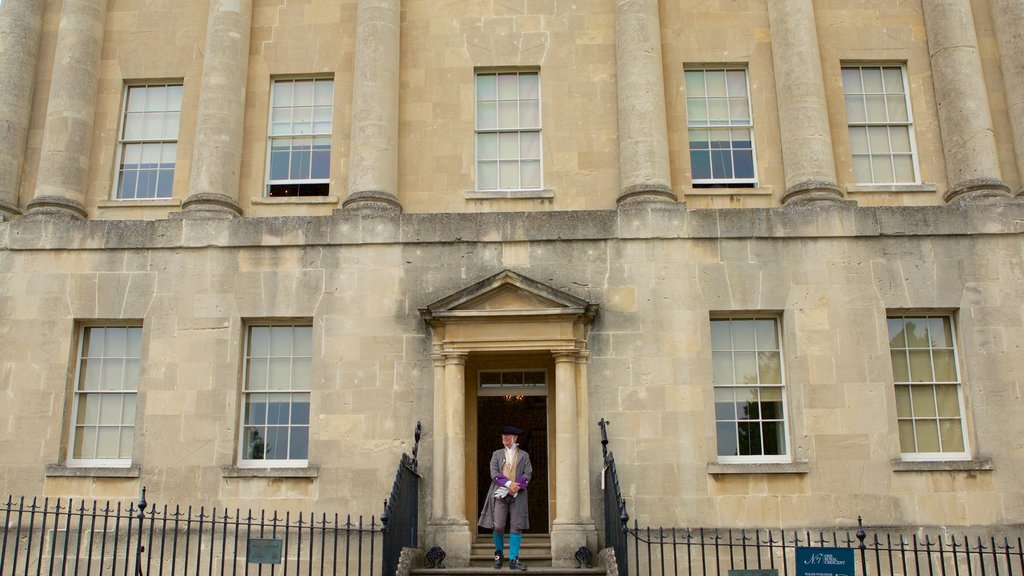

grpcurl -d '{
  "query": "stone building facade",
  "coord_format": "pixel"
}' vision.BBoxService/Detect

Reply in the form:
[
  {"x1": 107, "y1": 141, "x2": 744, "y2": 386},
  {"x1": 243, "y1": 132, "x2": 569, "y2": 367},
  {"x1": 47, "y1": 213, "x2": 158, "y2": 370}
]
[{"x1": 0, "y1": 0, "x2": 1023, "y2": 566}]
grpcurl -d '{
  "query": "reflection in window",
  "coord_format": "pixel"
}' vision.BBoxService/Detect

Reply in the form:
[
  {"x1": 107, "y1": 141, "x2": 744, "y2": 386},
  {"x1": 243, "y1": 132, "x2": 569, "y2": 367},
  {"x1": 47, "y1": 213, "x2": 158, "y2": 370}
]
[
  {"x1": 69, "y1": 326, "x2": 142, "y2": 466},
  {"x1": 479, "y1": 369, "x2": 547, "y2": 388},
  {"x1": 266, "y1": 78, "x2": 333, "y2": 197},
  {"x1": 115, "y1": 84, "x2": 181, "y2": 199},
  {"x1": 241, "y1": 325, "x2": 312, "y2": 464},
  {"x1": 475, "y1": 71, "x2": 542, "y2": 191},
  {"x1": 710, "y1": 318, "x2": 787, "y2": 462},
  {"x1": 685, "y1": 68, "x2": 756, "y2": 186},
  {"x1": 887, "y1": 315, "x2": 968, "y2": 459}
]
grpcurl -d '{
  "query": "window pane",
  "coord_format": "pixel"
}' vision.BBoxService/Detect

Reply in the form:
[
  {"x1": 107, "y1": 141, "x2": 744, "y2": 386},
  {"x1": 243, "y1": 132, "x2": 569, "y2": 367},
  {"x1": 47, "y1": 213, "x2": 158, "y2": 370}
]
[
  {"x1": 865, "y1": 95, "x2": 887, "y2": 122},
  {"x1": 498, "y1": 101, "x2": 518, "y2": 129},
  {"x1": 862, "y1": 67, "x2": 883, "y2": 92},
  {"x1": 520, "y1": 132, "x2": 541, "y2": 159},
  {"x1": 100, "y1": 359, "x2": 125, "y2": 390},
  {"x1": 882, "y1": 68, "x2": 904, "y2": 93},
  {"x1": 761, "y1": 421, "x2": 785, "y2": 455},
  {"x1": 289, "y1": 427, "x2": 310, "y2": 459},
  {"x1": 707, "y1": 98, "x2": 729, "y2": 123},
  {"x1": 853, "y1": 155, "x2": 872, "y2": 183},
  {"x1": 732, "y1": 320, "x2": 755, "y2": 348},
  {"x1": 736, "y1": 387, "x2": 759, "y2": 420},
  {"x1": 911, "y1": 385, "x2": 937, "y2": 417},
  {"x1": 872, "y1": 155, "x2": 894, "y2": 183},
  {"x1": 687, "y1": 99, "x2": 708, "y2": 124},
  {"x1": 893, "y1": 155, "x2": 914, "y2": 183},
  {"x1": 914, "y1": 420, "x2": 940, "y2": 452},
  {"x1": 245, "y1": 427, "x2": 267, "y2": 459},
  {"x1": 894, "y1": 385, "x2": 912, "y2": 417},
  {"x1": 898, "y1": 420, "x2": 916, "y2": 452},
  {"x1": 519, "y1": 73, "x2": 539, "y2": 99},
  {"x1": 293, "y1": 80, "x2": 314, "y2": 106},
  {"x1": 733, "y1": 352, "x2": 757, "y2": 385},
  {"x1": 127, "y1": 87, "x2": 147, "y2": 112},
  {"x1": 268, "y1": 357, "x2": 291, "y2": 389},
  {"x1": 904, "y1": 318, "x2": 929, "y2": 347},
  {"x1": 849, "y1": 127, "x2": 869, "y2": 154},
  {"x1": 726, "y1": 70, "x2": 746, "y2": 96},
  {"x1": 868, "y1": 127, "x2": 891, "y2": 153},
  {"x1": 685, "y1": 70, "x2": 706, "y2": 97},
  {"x1": 737, "y1": 421, "x2": 761, "y2": 455},
  {"x1": 292, "y1": 398, "x2": 310, "y2": 425},
  {"x1": 292, "y1": 357, "x2": 311, "y2": 390},
  {"x1": 266, "y1": 393, "x2": 291, "y2": 425},
  {"x1": 478, "y1": 133, "x2": 497, "y2": 160},
  {"x1": 95, "y1": 428, "x2": 119, "y2": 459},
  {"x1": 498, "y1": 132, "x2": 519, "y2": 160},
  {"x1": 293, "y1": 326, "x2": 312, "y2": 356},
  {"x1": 705, "y1": 70, "x2": 726, "y2": 96},
  {"x1": 759, "y1": 386, "x2": 783, "y2": 418},
  {"x1": 77, "y1": 394, "x2": 100, "y2": 425},
  {"x1": 939, "y1": 419, "x2": 965, "y2": 452},
  {"x1": 166, "y1": 85, "x2": 183, "y2": 111},
  {"x1": 908, "y1": 350, "x2": 932, "y2": 382},
  {"x1": 714, "y1": 388, "x2": 736, "y2": 420},
  {"x1": 520, "y1": 100, "x2": 540, "y2": 128},
  {"x1": 889, "y1": 127, "x2": 911, "y2": 153},
  {"x1": 712, "y1": 351, "x2": 733, "y2": 385},
  {"x1": 888, "y1": 318, "x2": 907, "y2": 347},
  {"x1": 477, "y1": 74, "x2": 496, "y2": 101},
  {"x1": 265, "y1": 426, "x2": 288, "y2": 459},
  {"x1": 521, "y1": 161, "x2": 541, "y2": 189},
  {"x1": 845, "y1": 95, "x2": 866, "y2": 123},
  {"x1": 887, "y1": 94, "x2": 909, "y2": 122},
  {"x1": 932, "y1": 350, "x2": 956, "y2": 381},
  {"x1": 499, "y1": 160, "x2": 520, "y2": 189},
  {"x1": 246, "y1": 394, "x2": 267, "y2": 425},
  {"x1": 755, "y1": 319, "x2": 777, "y2": 348},
  {"x1": 841, "y1": 68, "x2": 862, "y2": 94},
  {"x1": 497, "y1": 74, "x2": 518, "y2": 100},
  {"x1": 716, "y1": 422, "x2": 738, "y2": 456},
  {"x1": 757, "y1": 352, "x2": 781, "y2": 384},
  {"x1": 935, "y1": 385, "x2": 961, "y2": 417},
  {"x1": 314, "y1": 80, "x2": 333, "y2": 106},
  {"x1": 118, "y1": 428, "x2": 135, "y2": 459},
  {"x1": 478, "y1": 161, "x2": 498, "y2": 189},
  {"x1": 477, "y1": 101, "x2": 497, "y2": 130},
  {"x1": 710, "y1": 320, "x2": 731, "y2": 350},
  {"x1": 691, "y1": 151, "x2": 711, "y2": 180}
]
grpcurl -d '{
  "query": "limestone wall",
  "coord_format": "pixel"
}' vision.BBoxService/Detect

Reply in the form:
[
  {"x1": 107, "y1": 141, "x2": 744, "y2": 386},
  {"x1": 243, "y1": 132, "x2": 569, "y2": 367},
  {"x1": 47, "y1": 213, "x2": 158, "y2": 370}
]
[{"x1": 0, "y1": 204, "x2": 1021, "y2": 528}]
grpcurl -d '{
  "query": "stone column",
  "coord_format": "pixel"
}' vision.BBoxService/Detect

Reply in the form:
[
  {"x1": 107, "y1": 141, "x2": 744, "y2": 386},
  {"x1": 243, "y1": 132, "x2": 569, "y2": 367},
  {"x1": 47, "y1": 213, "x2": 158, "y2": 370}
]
[
  {"x1": 922, "y1": 0, "x2": 1011, "y2": 203},
  {"x1": 435, "y1": 351, "x2": 471, "y2": 564},
  {"x1": 430, "y1": 353, "x2": 446, "y2": 521},
  {"x1": 613, "y1": 0, "x2": 676, "y2": 205},
  {"x1": 26, "y1": 0, "x2": 109, "y2": 219},
  {"x1": 179, "y1": 0, "x2": 252, "y2": 218},
  {"x1": 575, "y1": 352, "x2": 593, "y2": 523},
  {"x1": 0, "y1": 0, "x2": 45, "y2": 219},
  {"x1": 551, "y1": 351, "x2": 586, "y2": 565},
  {"x1": 342, "y1": 0, "x2": 402, "y2": 212},
  {"x1": 766, "y1": 0, "x2": 844, "y2": 205},
  {"x1": 991, "y1": 0, "x2": 1024, "y2": 197}
]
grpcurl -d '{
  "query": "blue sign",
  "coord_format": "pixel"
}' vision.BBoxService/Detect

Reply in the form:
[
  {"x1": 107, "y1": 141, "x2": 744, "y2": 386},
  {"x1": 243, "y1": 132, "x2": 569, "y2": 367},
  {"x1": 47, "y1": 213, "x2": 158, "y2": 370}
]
[{"x1": 796, "y1": 547, "x2": 855, "y2": 576}]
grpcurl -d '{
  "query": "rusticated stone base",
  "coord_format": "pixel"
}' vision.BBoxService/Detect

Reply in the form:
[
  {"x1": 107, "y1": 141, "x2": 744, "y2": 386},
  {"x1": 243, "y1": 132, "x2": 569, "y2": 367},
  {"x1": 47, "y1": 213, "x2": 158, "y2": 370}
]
[
  {"x1": 781, "y1": 180, "x2": 846, "y2": 205},
  {"x1": 616, "y1": 183, "x2": 678, "y2": 205},
  {"x1": 342, "y1": 190, "x2": 403, "y2": 213}
]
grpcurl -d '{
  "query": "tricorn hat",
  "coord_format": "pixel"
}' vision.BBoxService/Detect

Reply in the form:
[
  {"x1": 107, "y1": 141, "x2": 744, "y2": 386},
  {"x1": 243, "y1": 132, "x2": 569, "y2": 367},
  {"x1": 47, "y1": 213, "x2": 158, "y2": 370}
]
[{"x1": 500, "y1": 425, "x2": 524, "y2": 436}]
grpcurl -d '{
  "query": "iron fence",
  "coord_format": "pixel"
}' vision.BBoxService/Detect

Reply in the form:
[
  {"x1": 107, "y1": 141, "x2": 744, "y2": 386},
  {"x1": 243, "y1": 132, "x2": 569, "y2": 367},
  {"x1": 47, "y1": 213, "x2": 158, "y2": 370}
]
[
  {"x1": 0, "y1": 494, "x2": 381, "y2": 576},
  {"x1": 600, "y1": 418, "x2": 630, "y2": 576},
  {"x1": 381, "y1": 421, "x2": 422, "y2": 576},
  {"x1": 625, "y1": 521, "x2": 1024, "y2": 576}
]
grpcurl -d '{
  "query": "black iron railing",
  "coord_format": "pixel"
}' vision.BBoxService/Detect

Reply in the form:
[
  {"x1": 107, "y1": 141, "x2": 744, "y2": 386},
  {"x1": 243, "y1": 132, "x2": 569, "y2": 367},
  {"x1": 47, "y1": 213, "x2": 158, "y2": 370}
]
[
  {"x1": 600, "y1": 418, "x2": 630, "y2": 576},
  {"x1": 0, "y1": 494, "x2": 381, "y2": 576},
  {"x1": 381, "y1": 421, "x2": 422, "y2": 576},
  {"x1": 623, "y1": 521, "x2": 1024, "y2": 576}
]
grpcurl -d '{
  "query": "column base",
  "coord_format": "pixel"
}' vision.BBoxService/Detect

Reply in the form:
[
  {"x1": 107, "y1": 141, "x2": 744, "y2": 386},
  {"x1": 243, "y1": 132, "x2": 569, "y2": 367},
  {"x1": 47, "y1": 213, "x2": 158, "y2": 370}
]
[
  {"x1": 173, "y1": 192, "x2": 243, "y2": 219},
  {"x1": 943, "y1": 178, "x2": 1013, "y2": 205},
  {"x1": 341, "y1": 190, "x2": 403, "y2": 213},
  {"x1": 0, "y1": 199, "x2": 23, "y2": 221},
  {"x1": 616, "y1": 183, "x2": 678, "y2": 205},
  {"x1": 424, "y1": 518, "x2": 472, "y2": 567},
  {"x1": 550, "y1": 519, "x2": 599, "y2": 567},
  {"x1": 24, "y1": 195, "x2": 87, "y2": 220},
  {"x1": 781, "y1": 180, "x2": 846, "y2": 205}
]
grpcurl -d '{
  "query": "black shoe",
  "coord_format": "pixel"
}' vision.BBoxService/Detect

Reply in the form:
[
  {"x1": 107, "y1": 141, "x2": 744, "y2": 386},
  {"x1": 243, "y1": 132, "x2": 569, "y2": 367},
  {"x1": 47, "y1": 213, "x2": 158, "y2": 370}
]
[
  {"x1": 494, "y1": 552, "x2": 504, "y2": 569},
  {"x1": 509, "y1": 558, "x2": 527, "y2": 571}
]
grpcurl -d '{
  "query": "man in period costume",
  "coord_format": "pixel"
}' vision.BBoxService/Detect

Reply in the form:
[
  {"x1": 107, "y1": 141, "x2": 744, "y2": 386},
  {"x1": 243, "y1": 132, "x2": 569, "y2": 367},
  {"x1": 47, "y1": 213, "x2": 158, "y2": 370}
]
[{"x1": 478, "y1": 425, "x2": 533, "y2": 570}]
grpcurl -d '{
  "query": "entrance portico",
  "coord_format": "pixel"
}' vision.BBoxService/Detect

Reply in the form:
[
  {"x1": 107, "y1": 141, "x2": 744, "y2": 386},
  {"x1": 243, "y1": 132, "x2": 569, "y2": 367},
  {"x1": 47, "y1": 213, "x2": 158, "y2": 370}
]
[{"x1": 419, "y1": 270, "x2": 599, "y2": 566}]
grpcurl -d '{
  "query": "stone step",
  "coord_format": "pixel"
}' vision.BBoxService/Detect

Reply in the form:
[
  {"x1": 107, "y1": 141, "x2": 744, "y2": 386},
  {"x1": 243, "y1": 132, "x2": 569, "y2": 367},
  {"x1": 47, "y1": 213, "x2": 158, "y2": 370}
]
[{"x1": 412, "y1": 568, "x2": 605, "y2": 576}]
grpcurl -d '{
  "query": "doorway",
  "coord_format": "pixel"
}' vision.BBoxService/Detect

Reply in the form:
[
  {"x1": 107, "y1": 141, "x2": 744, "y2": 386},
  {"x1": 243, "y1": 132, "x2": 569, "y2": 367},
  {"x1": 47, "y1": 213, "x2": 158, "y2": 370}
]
[{"x1": 476, "y1": 394, "x2": 549, "y2": 534}]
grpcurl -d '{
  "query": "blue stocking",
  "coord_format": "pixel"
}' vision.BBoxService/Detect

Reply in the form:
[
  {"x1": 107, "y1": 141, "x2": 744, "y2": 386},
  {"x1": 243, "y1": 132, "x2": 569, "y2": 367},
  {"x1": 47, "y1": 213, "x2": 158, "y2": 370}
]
[
  {"x1": 510, "y1": 533, "x2": 522, "y2": 559},
  {"x1": 493, "y1": 532, "x2": 504, "y2": 554}
]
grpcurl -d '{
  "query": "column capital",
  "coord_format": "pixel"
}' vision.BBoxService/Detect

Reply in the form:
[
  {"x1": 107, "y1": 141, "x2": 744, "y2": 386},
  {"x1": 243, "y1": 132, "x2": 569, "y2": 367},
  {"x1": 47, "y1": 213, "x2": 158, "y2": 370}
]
[
  {"x1": 553, "y1": 351, "x2": 579, "y2": 363},
  {"x1": 442, "y1": 351, "x2": 469, "y2": 365}
]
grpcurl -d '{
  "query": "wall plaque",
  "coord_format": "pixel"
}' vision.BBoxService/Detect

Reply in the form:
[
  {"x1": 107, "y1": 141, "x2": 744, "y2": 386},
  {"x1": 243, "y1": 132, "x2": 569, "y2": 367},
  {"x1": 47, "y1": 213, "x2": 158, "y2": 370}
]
[
  {"x1": 247, "y1": 538, "x2": 283, "y2": 564},
  {"x1": 796, "y1": 547, "x2": 855, "y2": 576}
]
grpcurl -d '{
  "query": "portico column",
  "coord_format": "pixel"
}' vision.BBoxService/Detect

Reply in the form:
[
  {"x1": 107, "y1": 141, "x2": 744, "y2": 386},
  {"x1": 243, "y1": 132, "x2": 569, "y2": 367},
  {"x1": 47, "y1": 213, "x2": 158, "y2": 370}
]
[
  {"x1": 766, "y1": 0, "x2": 844, "y2": 205},
  {"x1": 430, "y1": 352, "x2": 446, "y2": 521},
  {"x1": 613, "y1": 0, "x2": 676, "y2": 205},
  {"x1": 443, "y1": 352, "x2": 468, "y2": 520},
  {"x1": 922, "y1": 0, "x2": 1011, "y2": 203},
  {"x1": 179, "y1": 0, "x2": 252, "y2": 218},
  {"x1": 991, "y1": 0, "x2": 1024, "y2": 197},
  {"x1": 0, "y1": 0, "x2": 45, "y2": 219},
  {"x1": 550, "y1": 351, "x2": 590, "y2": 565},
  {"x1": 575, "y1": 352, "x2": 593, "y2": 522},
  {"x1": 342, "y1": 0, "x2": 403, "y2": 212},
  {"x1": 26, "y1": 0, "x2": 109, "y2": 219}
]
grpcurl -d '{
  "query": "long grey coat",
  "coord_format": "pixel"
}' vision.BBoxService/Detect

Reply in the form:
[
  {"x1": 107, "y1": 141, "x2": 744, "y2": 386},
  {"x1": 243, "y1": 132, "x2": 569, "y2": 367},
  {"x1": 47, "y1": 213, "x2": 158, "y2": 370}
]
[{"x1": 477, "y1": 447, "x2": 533, "y2": 530}]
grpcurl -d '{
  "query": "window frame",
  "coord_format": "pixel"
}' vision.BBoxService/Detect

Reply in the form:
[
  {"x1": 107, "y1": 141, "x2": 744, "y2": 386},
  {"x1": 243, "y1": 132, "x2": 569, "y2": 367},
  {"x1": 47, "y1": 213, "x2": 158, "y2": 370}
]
[
  {"x1": 477, "y1": 368, "x2": 548, "y2": 397},
  {"x1": 886, "y1": 314, "x2": 970, "y2": 462},
  {"x1": 841, "y1": 64, "x2": 921, "y2": 185},
  {"x1": 710, "y1": 316, "x2": 791, "y2": 464},
  {"x1": 684, "y1": 67, "x2": 758, "y2": 187},
  {"x1": 67, "y1": 324, "x2": 143, "y2": 468},
  {"x1": 238, "y1": 323, "x2": 313, "y2": 468},
  {"x1": 264, "y1": 77, "x2": 335, "y2": 198},
  {"x1": 111, "y1": 82, "x2": 183, "y2": 200},
  {"x1": 474, "y1": 69, "x2": 544, "y2": 192}
]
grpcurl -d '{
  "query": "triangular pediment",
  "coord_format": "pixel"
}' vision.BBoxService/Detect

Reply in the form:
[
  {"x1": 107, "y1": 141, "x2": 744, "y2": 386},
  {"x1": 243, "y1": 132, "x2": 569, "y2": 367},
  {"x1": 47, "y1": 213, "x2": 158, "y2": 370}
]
[{"x1": 420, "y1": 270, "x2": 597, "y2": 320}]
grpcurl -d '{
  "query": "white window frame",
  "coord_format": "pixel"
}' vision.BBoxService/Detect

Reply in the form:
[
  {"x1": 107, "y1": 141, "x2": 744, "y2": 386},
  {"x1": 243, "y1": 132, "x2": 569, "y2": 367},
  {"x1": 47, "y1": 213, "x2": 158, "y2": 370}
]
[
  {"x1": 112, "y1": 83, "x2": 182, "y2": 200},
  {"x1": 887, "y1": 314, "x2": 970, "y2": 462},
  {"x1": 474, "y1": 70, "x2": 543, "y2": 192},
  {"x1": 842, "y1": 64, "x2": 921, "y2": 185},
  {"x1": 238, "y1": 324, "x2": 313, "y2": 468},
  {"x1": 67, "y1": 325, "x2": 143, "y2": 468},
  {"x1": 710, "y1": 317, "x2": 790, "y2": 464},
  {"x1": 265, "y1": 77, "x2": 334, "y2": 198},
  {"x1": 685, "y1": 67, "x2": 758, "y2": 187}
]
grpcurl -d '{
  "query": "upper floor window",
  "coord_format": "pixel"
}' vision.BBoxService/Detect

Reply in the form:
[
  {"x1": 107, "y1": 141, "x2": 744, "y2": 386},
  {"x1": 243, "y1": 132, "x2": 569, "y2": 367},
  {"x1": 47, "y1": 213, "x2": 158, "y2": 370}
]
[
  {"x1": 887, "y1": 315, "x2": 969, "y2": 460},
  {"x1": 69, "y1": 326, "x2": 142, "y2": 467},
  {"x1": 115, "y1": 84, "x2": 182, "y2": 199},
  {"x1": 267, "y1": 78, "x2": 333, "y2": 197},
  {"x1": 685, "y1": 68, "x2": 756, "y2": 186},
  {"x1": 475, "y1": 71, "x2": 542, "y2": 191},
  {"x1": 842, "y1": 65, "x2": 919, "y2": 184},
  {"x1": 711, "y1": 317, "x2": 788, "y2": 463},
  {"x1": 240, "y1": 325, "x2": 312, "y2": 466}
]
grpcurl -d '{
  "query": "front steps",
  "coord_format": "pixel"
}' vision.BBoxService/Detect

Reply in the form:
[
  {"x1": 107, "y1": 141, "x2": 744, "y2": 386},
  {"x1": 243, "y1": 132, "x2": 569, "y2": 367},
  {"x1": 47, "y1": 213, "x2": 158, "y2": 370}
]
[{"x1": 409, "y1": 534, "x2": 606, "y2": 575}]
